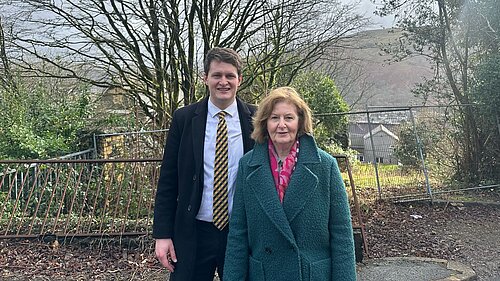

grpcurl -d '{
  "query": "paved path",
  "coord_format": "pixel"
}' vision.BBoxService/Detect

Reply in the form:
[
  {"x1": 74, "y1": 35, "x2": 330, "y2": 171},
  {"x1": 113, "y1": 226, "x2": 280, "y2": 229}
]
[{"x1": 357, "y1": 257, "x2": 477, "y2": 281}]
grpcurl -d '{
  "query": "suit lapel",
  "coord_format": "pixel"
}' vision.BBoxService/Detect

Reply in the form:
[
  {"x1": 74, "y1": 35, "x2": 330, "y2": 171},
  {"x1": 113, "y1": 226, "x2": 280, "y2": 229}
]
[
  {"x1": 193, "y1": 97, "x2": 251, "y2": 178},
  {"x1": 192, "y1": 98, "x2": 208, "y2": 175},
  {"x1": 236, "y1": 97, "x2": 255, "y2": 152}
]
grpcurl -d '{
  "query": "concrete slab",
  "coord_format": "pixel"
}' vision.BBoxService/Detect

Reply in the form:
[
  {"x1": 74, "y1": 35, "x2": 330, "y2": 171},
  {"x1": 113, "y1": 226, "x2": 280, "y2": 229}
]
[{"x1": 357, "y1": 257, "x2": 477, "y2": 281}]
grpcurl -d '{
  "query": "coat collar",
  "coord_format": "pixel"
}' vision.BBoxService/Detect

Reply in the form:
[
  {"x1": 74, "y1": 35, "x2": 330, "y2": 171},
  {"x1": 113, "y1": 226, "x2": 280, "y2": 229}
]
[
  {"x1": 235, "y1": 97, "x2": 255, "y2": 152},
  {"x1": 192, "y1": 97, "x2": 209, "y2": 171},
  {"x1": 248, "y1": 134, "x2": 321, "y2": 167},
  {"x1": 247, "y1": 134, "x2": 321, "y2": 243}
]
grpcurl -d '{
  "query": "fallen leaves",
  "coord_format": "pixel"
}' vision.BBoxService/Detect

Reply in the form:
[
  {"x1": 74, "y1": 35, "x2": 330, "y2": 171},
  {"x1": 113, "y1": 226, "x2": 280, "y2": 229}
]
[
  {"x1": 0, "y1": 239, "x2": 165, "y2": 280},
  {"x1": 364, "y1": 201, "x2": 500, "y2": 279},
  {"x1": 1, "y1": 194, "x2": 499, "y2": 280}
]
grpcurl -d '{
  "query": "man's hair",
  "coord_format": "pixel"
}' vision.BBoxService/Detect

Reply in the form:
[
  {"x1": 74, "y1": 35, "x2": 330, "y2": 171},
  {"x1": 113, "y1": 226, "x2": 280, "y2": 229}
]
[
  {"x1": 204, "y1": 47, "x2": 243, "y2": 76},
  {"x1": 251, "y1": 86, "x2": 314, "y2": 144}
]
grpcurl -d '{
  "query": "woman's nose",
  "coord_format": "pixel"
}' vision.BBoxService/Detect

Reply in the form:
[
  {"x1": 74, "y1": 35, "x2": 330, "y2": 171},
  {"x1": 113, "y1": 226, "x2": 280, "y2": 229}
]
[{"x1": 278, "y1": 118, "x2": 286, "y2": 127}]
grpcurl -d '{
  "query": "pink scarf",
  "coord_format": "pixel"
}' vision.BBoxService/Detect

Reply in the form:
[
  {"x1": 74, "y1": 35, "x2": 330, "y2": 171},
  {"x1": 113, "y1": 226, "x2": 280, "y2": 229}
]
[{"x1": 268, "y1": 138, "x2": 299, "y2": 203}]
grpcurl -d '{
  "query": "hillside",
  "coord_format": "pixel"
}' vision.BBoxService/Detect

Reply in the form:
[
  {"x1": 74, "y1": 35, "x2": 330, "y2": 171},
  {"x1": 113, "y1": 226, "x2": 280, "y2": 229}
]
[{"x1": 333, "y1": 28, "x2": 434, "y2": 109}]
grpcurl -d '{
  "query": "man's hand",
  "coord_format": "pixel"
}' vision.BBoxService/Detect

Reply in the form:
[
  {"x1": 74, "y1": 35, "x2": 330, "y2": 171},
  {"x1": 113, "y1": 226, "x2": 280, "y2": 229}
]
[{"x1": 155, "y1": 238, "x2": 177, "y2": 272}]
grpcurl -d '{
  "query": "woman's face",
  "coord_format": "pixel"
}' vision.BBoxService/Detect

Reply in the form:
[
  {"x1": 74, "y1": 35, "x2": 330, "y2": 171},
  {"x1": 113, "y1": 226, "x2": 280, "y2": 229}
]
[{"x1": 267, "y1": 101, "x2": 300, "y2": 148}]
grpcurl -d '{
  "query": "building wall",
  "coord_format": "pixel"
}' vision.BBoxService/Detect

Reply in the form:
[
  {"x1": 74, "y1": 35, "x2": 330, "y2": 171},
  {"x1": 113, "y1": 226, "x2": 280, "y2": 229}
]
[
  {"x1": 363, "y1": 130, "x2": 398, "y2": 164},
  {"x1": 348, "y1": 122, "x2": 400, "y2": 163}
]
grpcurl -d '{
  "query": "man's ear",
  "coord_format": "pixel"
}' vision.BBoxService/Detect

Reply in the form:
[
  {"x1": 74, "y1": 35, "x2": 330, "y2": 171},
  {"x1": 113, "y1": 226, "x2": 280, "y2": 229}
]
[
  {"x1": 203, "y1": 75, "x2": 208, "y2": 85},
  {"x1": 238, "y1": 75, "x2": 243, "y2": 85}
]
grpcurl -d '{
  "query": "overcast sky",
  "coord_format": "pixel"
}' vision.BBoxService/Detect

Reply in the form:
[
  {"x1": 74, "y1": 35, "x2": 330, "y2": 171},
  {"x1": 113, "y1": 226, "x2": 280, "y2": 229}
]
[{"x1": 347, "y1": 0, "x2": 396, "y2": 29}]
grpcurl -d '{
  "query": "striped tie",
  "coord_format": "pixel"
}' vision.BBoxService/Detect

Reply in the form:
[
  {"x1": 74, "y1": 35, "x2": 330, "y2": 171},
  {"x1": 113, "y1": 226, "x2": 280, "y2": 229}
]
[{"x1": 213, "y1": 111, "x2": 229, "y2": 230}]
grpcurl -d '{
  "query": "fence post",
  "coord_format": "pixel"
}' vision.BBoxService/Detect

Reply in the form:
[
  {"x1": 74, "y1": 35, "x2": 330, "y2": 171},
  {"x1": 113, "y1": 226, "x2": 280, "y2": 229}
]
[
  {"x1": 92, "y1": 133, "x2": 98, "y2": 159},
  {"x1": 496, "y1": 109, "x2": 500, "y2": 137},
  {"x1": 408, "y1": 108, "x2": 433, "y2": 202},
  {"x1": 366, "y1": 109, "x2": 382, "y2": 200}
]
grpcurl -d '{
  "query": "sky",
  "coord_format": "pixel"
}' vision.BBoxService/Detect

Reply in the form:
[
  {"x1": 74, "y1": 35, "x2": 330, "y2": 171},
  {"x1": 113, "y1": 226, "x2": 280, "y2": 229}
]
[{"x1": 347, "y1": 0, "x2": 396, "y2": 29}]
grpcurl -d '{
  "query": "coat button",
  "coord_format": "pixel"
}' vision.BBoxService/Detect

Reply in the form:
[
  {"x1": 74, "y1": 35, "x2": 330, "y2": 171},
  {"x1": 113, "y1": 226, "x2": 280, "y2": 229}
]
[
  {"x1": 192, "y1": 175, "x2": 196, "y2": 181},
  {"x1": 265, "y1": 247, "x2": 272, "y2": 254},
  {"x1": 187, "y1": 205, "x2": 191, "y2": 212}
]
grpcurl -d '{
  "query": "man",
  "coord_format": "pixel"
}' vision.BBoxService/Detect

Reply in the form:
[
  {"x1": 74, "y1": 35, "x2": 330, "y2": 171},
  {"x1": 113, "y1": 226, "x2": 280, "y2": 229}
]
[{"x1": 153, "y1": 47, "x2": 256, "y2": 281}]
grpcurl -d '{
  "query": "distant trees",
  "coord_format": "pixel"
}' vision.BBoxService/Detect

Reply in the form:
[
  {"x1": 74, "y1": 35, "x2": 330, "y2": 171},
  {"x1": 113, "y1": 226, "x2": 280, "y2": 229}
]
[
  {"x1": 0, "y1": 17, "x2": 15, "y2": 91},
  {"x1": 1, "y1": 0, "x2": 368, "y2": 129},
  {"x1": 470, "y1": 54, "x2": 500, "y2": 181},
  {"x1": 1, "y1": 17, "x2": 128, "y2": 159},
  {"x1": 376, "y1": 0, "x2": 499, "y2": 183},
  {"x1": 291, "y1": 71, "x2": 349, "y2": 150}
]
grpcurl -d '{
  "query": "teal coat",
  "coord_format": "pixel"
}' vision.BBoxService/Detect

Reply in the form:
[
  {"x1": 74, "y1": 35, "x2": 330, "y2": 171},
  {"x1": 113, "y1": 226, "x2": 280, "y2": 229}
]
[{"x1": 224, "y1": 135, "x2": 356, "y2": 281}]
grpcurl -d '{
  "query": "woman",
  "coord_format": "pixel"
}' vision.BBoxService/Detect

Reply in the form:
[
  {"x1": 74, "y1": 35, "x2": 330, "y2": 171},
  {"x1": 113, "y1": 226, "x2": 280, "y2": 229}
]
[{"x1": 224, "y1": 87, "x2": 356, "y2": 281}]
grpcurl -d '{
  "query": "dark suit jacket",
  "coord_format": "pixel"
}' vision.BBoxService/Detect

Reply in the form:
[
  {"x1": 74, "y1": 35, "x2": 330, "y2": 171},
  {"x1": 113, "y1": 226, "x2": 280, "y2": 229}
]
[{"x1": 153, "y1": 96, "x2": 256, "y2": 281}]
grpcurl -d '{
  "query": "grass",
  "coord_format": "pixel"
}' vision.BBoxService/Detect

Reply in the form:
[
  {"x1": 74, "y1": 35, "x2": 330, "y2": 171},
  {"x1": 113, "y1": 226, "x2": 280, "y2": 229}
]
[{"x1": 342, "y1": 163, "x2": 425, "y2": 189}]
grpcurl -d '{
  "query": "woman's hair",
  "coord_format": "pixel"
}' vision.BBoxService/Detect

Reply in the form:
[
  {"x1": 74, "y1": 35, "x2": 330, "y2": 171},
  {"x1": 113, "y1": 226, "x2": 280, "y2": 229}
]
[{"x1": 251, "y1": 86, "x2": 313, "y2": 144}]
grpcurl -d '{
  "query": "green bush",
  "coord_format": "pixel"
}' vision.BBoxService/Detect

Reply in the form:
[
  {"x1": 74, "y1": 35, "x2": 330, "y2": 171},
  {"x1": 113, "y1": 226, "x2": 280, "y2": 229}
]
[{"x1": 0, "y1": 79, "x2": 93, "y2": 159}]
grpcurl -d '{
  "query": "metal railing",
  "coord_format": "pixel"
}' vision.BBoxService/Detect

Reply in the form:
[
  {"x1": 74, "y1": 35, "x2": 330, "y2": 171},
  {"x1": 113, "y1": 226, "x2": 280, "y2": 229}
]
[
  {"x1": 319, "y1": 104, "x2": 500, "y2": 203},
  {"x1": 0, "y1": 158, "x2": 161, "y2": 240},
  {"x1": 0, "y1": 155, "x2": 370, "y2": 258}
]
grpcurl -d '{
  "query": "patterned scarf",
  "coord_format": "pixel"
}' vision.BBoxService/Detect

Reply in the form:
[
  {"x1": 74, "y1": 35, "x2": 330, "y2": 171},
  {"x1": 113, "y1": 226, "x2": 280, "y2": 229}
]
[{"x1": 268, "y1": 138, "x2": 299, "y2": 204}]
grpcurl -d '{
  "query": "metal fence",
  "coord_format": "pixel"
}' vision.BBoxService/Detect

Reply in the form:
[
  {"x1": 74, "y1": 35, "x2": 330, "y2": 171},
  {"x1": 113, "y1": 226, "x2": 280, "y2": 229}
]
[
  {"x1": 92, "y1": 129, "x2": 168, "y2": 159},
  {"x1": 0, "y1": 156, "x2": 368, "y2": 257},
  {"x1": 329, "y1": 104, "x2": 500, "y2": 202},
  {"x1": 0, "y1": 159, "x2": 161, "y2": 240},
  {"x1": 1, "y1": 104, "x2": 498, "y2": 245},
  {"x1": 81, "y1": 104, "x2": 499, "y2": 204}
]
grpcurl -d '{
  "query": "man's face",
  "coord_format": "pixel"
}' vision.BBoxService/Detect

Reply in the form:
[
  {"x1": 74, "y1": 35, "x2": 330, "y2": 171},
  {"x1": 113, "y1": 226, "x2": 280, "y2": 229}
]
[{"x1": 204, "y1": 60, "x2": 242, "y2": 109}]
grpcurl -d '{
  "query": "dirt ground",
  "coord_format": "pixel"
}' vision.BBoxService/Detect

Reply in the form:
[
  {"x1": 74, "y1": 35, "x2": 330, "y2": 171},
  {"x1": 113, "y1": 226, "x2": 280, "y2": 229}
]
[
  {"x1": 364, "y1": 200, "x2": 500, "y2": 280},
  {"x1": 1, "y1": 190, "x2": 499, "y2": 280}
]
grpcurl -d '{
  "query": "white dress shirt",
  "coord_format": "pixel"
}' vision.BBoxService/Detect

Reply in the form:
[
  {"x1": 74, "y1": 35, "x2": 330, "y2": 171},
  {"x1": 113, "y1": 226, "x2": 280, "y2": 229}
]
[{"x1": 196, "y1": 98, "x2": 244, "y2": 222}]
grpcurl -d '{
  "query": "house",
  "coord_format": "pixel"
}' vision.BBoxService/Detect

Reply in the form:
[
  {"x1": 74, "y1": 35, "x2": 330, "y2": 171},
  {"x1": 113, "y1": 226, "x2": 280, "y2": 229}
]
[
  {"x1": 349, "y1": 122, "x2": 400, "y2": 164},
  {"x1": 362, "y1": 124, "x2": 399, "y2": 164}
]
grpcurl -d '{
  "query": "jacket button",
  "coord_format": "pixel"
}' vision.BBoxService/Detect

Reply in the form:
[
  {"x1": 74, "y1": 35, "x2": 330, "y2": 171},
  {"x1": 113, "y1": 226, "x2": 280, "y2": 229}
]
[
  {"x1": 192, "y1": 175, "x2": 196, "y2": 181},
  {"x1": 265, "y1": 247, "x2": 272, "y2": 254},
  {"x1": 187, "y1": 205, "x2": 191, "y2": 212}
]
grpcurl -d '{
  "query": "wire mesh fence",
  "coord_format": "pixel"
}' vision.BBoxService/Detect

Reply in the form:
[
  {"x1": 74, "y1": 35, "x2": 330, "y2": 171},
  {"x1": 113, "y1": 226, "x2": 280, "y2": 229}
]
[
  {"x1": 338, "y1": 104, "x2": 500, "y2": 202},
  {"x1": 92, "y1": 129, "x2": 168, "y2": 160},
  {"x1": 89, "y1": 104, "x2": 499, "y2": 203}
]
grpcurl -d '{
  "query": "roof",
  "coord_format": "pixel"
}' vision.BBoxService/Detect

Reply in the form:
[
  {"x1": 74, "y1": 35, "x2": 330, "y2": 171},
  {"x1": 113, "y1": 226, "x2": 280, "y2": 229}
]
[{"x1": 363, "y1": 124, "x2": 399, "y2": 140}]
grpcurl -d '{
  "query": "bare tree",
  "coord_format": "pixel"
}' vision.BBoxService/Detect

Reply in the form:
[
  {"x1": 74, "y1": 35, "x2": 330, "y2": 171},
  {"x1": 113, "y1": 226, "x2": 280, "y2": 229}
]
[
  {"x1": 376, "y1": 0, "x2": 499, "y2": 182},
  {"x1": 317, "y1": 47, "x2": 375, "y2": 110},
  {"x1": 2, "y1": 0, "x2": 368, "y2": 127},
  {"x1": 0, "y1": 17, "x2": 16, "y2": 91},
  {"x1": 240, "y1": 1, "x2": 369, "y2": 102}
]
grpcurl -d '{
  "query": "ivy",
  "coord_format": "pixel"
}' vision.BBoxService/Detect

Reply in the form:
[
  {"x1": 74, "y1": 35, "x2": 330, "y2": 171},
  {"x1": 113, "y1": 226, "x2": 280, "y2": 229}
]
[{"x1": 0, "y1": 79, "x2": 92, "y2": 159}]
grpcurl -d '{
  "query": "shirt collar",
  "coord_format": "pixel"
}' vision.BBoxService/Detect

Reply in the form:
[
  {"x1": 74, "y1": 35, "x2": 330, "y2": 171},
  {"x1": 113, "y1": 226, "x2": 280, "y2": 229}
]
[{"x1": 208, "y1": 98, "x2": 238, "y2": 118}]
